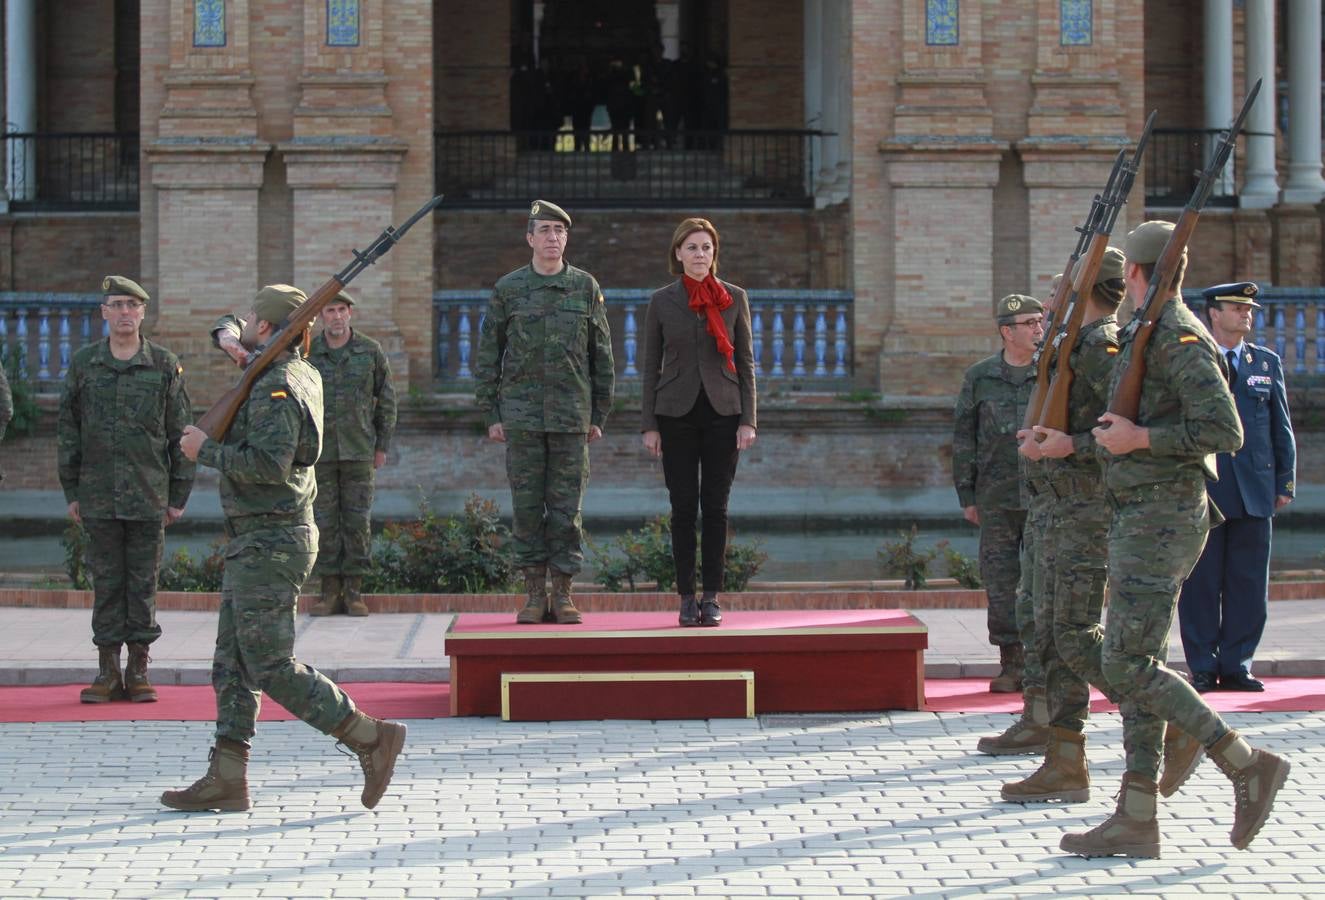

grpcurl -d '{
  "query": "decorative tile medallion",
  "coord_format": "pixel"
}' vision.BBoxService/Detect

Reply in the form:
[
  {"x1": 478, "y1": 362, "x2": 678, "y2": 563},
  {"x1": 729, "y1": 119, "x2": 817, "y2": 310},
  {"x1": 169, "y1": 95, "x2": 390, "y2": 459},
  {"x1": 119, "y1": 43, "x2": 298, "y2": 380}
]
[
  {"x1": 327, "y1": 0, "x2": 361, "y2": 47},
  {"x1": 193, "y1": 0, "x2": 226, "y2": 48},
  {"x1": 1060, "y1": 0, "x2": 1093, "y2": 46},
  {"x1": 925, "y1": 0, "x2": 959, "y2": 46}
]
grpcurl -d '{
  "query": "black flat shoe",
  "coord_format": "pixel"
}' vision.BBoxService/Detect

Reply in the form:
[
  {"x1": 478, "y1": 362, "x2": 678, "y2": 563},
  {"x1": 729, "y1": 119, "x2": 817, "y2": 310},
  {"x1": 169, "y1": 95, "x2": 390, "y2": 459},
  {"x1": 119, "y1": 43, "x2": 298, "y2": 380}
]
[
  {"x1": 678, "y1": 595, "x2": 700, "y2": 627},
  {"x1": 1219, "y1": 672, "x2": 1265, "y2": 692},
  {"x1": 1191, "y1": 671, "x2": 1218, "y2": 693},
  {"x1": 699, "y1": 597, "x2": 722, "y2": 627}
]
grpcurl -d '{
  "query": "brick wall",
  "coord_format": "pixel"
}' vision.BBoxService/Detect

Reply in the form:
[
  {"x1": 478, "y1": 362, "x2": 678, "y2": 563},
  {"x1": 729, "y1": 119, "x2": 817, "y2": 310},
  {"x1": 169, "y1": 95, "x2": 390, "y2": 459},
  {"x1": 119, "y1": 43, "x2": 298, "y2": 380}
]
[
  {"x1": 434, "y1": 0, "x2": 510, "y2": 130},
  {"x1": 728, "y1": 0, "x2": 803, "y2": 129},
  {"x1": 42, "y1": 1, "x2": 117, "y2": 131},
  {"x1": 0, "y1": 215, "x2": 139, "y2": 292}
]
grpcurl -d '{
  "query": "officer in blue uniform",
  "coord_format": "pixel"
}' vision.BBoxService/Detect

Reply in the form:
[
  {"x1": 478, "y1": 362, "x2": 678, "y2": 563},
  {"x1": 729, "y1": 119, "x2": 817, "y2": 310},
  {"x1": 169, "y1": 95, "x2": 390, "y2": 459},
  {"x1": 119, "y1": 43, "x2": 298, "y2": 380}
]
[{"x1": 1178, "y1": 281, "x2": 1296, "y2": 692}]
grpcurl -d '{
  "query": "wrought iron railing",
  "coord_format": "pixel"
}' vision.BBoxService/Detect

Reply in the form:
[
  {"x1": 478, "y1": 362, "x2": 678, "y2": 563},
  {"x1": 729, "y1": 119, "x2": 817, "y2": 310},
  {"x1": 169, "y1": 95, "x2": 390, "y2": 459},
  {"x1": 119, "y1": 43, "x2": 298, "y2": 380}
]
[
  {"x1": 433, "y1": 288, "x2": 854, "y2": 388},
  {"x1": 0, "y1": 293, "x2": 105, "y2": 388},
  {"x1": 2, "y1": 132, "x2": 140, "y2": 212},
  {"x1": 1146, "y1": 128, "x2": 1239, "y2": 208},
  {"x1": 435, "y1": 130, "x2": 824, "y2": 208}
]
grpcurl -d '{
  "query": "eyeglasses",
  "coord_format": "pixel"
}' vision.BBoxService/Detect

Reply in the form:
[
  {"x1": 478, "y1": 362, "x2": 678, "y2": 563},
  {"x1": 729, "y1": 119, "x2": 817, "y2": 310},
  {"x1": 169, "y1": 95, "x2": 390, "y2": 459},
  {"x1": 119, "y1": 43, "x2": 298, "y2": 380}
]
[
  {"x1": 1007, "y1": 317, "x2": 1044, "y2": 329},
  {"x1": 103, "y1": 300, "x2": 145, "y2": 311}
]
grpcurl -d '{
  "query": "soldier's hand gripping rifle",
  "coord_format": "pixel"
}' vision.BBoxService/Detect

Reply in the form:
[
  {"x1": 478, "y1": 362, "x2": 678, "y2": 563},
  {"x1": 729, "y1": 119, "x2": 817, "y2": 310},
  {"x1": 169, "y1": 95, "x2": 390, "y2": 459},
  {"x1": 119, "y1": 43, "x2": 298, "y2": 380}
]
[
  {"x1": 1022, "y1": 150, "x2": 1126, "y2": 431},
  {"x1": 1037, "y1": 111, "x2": 1156, "y2": 433},
  {"x1": 1108, "y1": 79, "x2": 1261, "y2": 421},
  {"x1": 195, "y1": 194, "x2": 444, "y2": 441}
]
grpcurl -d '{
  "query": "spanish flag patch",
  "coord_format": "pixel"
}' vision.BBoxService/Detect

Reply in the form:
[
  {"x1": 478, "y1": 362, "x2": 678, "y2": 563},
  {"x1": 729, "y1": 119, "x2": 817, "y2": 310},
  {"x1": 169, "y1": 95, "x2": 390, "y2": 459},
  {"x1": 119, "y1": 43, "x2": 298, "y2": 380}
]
[
  {"x1": 270, "y1": 390, "x2": 288, "y2": 399},
  {"x1": 1178, "y1": 334, "x2": 1200, "y2": 344}
]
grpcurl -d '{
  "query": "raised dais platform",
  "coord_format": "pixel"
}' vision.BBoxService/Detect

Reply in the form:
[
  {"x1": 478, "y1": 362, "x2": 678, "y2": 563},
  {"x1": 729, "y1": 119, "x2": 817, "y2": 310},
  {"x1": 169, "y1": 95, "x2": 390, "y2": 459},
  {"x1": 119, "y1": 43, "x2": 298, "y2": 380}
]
[
  {"x1": 446, "y1": 609, "x2": 928, "y2": 717},
  {"x1": 501, "y1": 671, "x2": 755, "y2": 721}
]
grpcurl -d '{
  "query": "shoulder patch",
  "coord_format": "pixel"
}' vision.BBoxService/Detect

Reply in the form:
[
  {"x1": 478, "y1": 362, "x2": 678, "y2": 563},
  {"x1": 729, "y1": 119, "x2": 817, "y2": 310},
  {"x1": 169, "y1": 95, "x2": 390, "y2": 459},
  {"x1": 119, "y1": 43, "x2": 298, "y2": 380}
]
[
  {"x1": 1178, "y1": 334, "x2": 1200, "y2": 344},
  {"x1": 270, "y1": 390, "x2": 288, "y2": 400}
]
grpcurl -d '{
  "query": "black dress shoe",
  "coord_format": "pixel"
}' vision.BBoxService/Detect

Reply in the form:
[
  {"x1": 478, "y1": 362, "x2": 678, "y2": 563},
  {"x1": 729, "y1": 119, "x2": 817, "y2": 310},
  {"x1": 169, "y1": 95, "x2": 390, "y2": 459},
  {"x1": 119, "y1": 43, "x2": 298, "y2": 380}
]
[
  {"x1": 699, "y1": 595, "x2": 722, "y2": 627},
  {"x1": 1191, "y1": 672, "x2": 1218, "y2": 693},
  {"x1": 678, "y1": 595, "x2": 700, "y2": 627},
  {"x1": 1219, "y1": 672, "x2": 1265, "y2": 692}
]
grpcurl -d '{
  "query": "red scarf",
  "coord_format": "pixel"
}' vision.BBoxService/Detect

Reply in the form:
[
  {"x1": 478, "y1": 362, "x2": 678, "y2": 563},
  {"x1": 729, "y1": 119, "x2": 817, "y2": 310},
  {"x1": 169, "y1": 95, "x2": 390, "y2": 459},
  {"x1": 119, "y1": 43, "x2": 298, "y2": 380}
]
[{"x1": 683, "y1": 274, "x2": 736, "y2": 373}]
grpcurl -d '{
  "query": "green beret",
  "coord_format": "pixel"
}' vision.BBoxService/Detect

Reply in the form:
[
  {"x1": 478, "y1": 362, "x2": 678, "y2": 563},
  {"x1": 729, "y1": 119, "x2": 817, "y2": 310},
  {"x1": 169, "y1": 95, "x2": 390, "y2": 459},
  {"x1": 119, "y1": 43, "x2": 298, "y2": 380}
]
[
  {"x1": 253, "y1": 284, "x2": 307, "y2": 325},
  {"x1": 529, "y1": 199, "x2": 572, "y2": 228},
  {"x1": 332, "y1": 290, "x2": 356, "y2": 307},
  {"x1": 1072, "y1": 246, "x2": 1125, "y2": 286},
  {"x1": 1123, "y1": 220, "x2": 1186, "y2": 266},
  {"x1": 101, "y1": 275, "x2": 149, "y2": 303},
  {"x1": 995, "y1": 293, "x2": 1044, "y2": 324}
]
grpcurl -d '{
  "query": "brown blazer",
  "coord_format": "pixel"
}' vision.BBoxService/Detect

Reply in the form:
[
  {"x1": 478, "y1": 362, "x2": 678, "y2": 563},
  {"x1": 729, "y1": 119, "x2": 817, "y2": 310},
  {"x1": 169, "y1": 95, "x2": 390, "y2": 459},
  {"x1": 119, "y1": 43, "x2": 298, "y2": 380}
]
[{"x1": 640, "y1": 279, "x2": 757, "y2": 431}]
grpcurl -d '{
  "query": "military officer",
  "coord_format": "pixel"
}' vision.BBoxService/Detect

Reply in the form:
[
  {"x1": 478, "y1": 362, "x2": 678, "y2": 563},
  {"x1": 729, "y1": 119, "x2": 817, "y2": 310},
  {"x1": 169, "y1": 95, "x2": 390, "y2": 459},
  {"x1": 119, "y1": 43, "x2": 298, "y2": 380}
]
[
  {"x1": 474, "y1": 200, "x2": 615, "y2": 625},
  {"x1": 1178, "y1": 281, "x2": 1296, "y2": 692},
  {"x1": 307, "y1": 290, "x2": 397, "y2": 617},
  {"x1": 57, "y1": 275, "x2": 195, "y2": 704},
  {"x1": 166, "y1": 285, "x2": 406, "y2": 813},
  {"x1": 1059, "y1": 221, "x2": 1289, "y2": 858},
  {"x1": 952, "y1": 293, "x2": 1044, "y2": 692}
]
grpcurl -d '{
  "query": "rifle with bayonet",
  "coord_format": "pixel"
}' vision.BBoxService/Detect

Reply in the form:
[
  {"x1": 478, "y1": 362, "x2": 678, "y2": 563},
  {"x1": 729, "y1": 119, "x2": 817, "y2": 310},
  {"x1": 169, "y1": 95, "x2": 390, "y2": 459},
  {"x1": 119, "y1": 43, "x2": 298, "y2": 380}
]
[
  {"x1": 195, "y1": 194, "x2": 444, "y2": 441},
  {"x1": 1108, "y1": 79, "x2": 1261, "y2": 421},
  {"x1": 1037, "y1": 110, "x2": 1156, "y2": 433}
]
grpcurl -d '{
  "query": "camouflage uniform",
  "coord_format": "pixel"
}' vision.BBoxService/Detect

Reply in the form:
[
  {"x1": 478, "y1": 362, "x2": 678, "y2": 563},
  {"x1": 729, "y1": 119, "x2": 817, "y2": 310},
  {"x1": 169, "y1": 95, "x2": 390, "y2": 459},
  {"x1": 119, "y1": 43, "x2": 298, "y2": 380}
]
[
  {"x1": 307, "y1": 330, "x2": 396, "y2": 578},
  {"x1": 474, "y1": 263, "x2": 614, "y2": 574},
  {"x1": 1038, "y1": 315, "x2": 1121, "y2": 732},
  {"x1": 1017, "y1": 462, "x2": 1051, "y2": 696},
  {"x1": 1089, "y1": 298, "x2": 1243, "y2": 780},
  {"x1": 57, "y1": 337, "x2": 195, "y2": 647},
  {"x1": 952, "y1": 353, "x2": 1036, "y2": 649},
  {"x1": 0, "y1": 362, "x2": 11, "y2": 481},
  {"x1": 196, "y1": 342, "x2": 355, "y2": 745}
]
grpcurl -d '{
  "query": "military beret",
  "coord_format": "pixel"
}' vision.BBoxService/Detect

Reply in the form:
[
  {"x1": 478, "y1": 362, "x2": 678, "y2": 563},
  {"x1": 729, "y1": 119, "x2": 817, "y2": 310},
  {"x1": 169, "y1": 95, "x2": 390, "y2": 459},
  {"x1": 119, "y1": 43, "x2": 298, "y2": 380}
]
[
  {"x1": 101, "y1": 275, "x2": 149, "y2": 303},
  {"x1": 253, "y1": 284, "x2": 307, "y2": 325},
  {"x1": 1123, "y1": 220, "x2": 1186, "y2": 266},
  {"x1": 332, "y1": 290, "x2": 357, "y2": 307},
  {"x1": 529, "y1": 199, "x2": 572, "y2": 228},
  {"x1": 995, "y1": 293, "x2": 1044, "y2": 324},
  {"x1": 1202, "y1": 281, "x2": 1261, "y2": 309},
  {"x1": 1072, "y1": 246, "x2": 1125, "y2": 286}
]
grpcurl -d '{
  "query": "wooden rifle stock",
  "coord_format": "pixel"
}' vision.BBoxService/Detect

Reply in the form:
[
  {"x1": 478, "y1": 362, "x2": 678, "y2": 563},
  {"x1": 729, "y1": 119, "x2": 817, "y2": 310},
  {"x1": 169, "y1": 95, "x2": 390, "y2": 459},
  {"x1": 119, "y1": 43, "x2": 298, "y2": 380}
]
[
  {"x1": 1038, "y1": 111, "x2": 1156, "y2": 433},
  {"x1": 1108, "y1": 80, "x2": 1261, "y2": 422},
  {"x1": 195, "y1": 194, "x2": 444, "y2": 440}
]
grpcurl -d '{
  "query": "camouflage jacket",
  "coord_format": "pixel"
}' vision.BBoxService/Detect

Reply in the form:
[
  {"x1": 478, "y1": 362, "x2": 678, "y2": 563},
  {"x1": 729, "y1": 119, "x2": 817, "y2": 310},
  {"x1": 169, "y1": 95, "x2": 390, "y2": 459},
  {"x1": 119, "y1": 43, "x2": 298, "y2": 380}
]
[
  {"x1": 1044, "y1": 314, "x2": 1120, "y2": 484},
  {"x1": 952, "y1": 353, "x2": 1036, "y2": 510},
  {"x1": 57, "y1": 337, "x2": 195, "y2": 519},
  {"x1": 474, "y1": 263, "x2": 615, "y2": 432},
  {"x1": 308, "y1": 329, "x2": 397, "y2": 462},
  {"x1": 1103, "y1": 298, "x2": 1243, "y2": 495},
  {"x1": 196, "y1": 349, "x2": 322, "y2": 525}
]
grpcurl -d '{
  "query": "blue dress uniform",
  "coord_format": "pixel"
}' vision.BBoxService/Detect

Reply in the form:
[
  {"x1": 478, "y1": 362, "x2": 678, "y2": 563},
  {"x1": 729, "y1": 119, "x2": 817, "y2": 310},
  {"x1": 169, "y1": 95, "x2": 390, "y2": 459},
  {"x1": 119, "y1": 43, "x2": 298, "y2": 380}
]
[{"x1": 1178, "y1": 282, "x2": 1297, "y2": 691}]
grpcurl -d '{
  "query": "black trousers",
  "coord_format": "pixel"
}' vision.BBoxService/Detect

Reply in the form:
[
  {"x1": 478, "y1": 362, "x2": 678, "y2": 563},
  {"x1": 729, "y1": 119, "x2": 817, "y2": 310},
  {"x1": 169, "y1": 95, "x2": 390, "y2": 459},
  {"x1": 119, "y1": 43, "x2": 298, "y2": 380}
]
[{"x1": 657, "y1": 390, "x2": 741, "y2": 595}]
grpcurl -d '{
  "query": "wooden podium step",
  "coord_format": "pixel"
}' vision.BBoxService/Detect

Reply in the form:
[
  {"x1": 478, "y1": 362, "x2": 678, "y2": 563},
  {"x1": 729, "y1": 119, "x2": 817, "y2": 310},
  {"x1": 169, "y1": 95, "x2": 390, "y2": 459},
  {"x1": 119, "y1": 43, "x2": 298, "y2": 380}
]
[{"x1": 501, "y1": 671, "x2": 755, "y2": 721}]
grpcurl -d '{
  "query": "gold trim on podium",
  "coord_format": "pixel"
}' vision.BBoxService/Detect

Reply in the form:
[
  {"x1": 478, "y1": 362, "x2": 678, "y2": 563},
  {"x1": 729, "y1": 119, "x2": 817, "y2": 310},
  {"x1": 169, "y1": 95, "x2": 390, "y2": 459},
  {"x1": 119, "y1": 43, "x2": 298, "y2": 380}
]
[{"x1": 500, "y1": 670, "x2": 756, "y2": 720}]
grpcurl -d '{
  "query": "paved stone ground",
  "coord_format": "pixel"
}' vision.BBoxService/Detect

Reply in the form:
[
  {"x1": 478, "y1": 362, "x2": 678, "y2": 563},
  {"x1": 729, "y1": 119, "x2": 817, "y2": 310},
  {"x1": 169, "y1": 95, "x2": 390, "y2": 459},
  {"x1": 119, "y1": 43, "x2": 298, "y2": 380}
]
[{"x1": 0, "y1": 711, "x2": 1319, "y2": 898}]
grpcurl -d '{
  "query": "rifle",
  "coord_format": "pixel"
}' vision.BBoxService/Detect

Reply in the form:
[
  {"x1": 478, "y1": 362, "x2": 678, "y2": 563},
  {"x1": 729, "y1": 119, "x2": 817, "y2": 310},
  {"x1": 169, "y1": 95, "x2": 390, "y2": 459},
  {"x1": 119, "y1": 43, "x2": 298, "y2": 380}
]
[
  {"x1": 196, "y1": 194, "x2": 443, "y2": 440},
  {"x1": 1037, "y1": 111, "x2": 1156, "y2": 433},
  {"x1": 1021, "y1": 150, "x2": 1125, "y2": 431},
  {"x1": 1108, "y1": 79, "x2": 1261, "y2": 421}
]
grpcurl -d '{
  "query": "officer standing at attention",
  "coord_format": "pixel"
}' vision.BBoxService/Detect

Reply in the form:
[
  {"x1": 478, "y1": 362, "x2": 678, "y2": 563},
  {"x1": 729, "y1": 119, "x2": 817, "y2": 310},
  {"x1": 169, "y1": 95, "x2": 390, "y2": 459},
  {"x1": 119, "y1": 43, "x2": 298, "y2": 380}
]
[
  {"x1": 1060, "y1": 221, "x2": 1289, "y2": 858},
  {"x1": 307, "y1": 290, "x2": 398, "y2": 617},
  {"x1": 1177, "y1": 282, "x2": 1295, "y2": 693},
  {"x1": 167, "y1": 285, "x2": 406, "y2": 813},
  {"x1": 58, "y1": 275, "x2": 195, "y2": 704},
  {"x1": 475, "y1": 200, "x2": 615, "y2": 625},
  {"x1": 952, "y1": 293, "x2": 1044, "y2": 692}
]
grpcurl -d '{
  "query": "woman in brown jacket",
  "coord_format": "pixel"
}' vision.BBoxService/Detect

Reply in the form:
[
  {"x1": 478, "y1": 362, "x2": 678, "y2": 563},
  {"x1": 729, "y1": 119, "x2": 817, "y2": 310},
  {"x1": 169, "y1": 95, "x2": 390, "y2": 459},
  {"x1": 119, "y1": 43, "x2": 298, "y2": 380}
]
[{"x1": 641, "y1": 217, "x2": 757, "y2": 626}]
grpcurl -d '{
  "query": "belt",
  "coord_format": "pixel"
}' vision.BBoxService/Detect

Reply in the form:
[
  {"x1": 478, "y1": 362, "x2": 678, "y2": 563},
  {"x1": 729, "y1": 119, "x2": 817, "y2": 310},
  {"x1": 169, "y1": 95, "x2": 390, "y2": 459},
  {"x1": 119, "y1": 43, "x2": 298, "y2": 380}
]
[{"x1": 225, "y1": 512, "x2": 313, "y2": 538}]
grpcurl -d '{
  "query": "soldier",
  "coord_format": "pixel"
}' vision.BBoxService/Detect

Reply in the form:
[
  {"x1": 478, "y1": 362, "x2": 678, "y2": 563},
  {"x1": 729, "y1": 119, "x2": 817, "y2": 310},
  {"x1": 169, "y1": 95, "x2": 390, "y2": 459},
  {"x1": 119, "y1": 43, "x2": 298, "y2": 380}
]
[
  {"x1": 475, "y1": 200, "x2": 614, "y2": 625},
  {"x1": 57, "y1": 275, "x2": 195, "y2": 704},
  {"x1": 1001, "y1": 248, "x2": 1125, "y2": 804},
  {"x1": 307, "y1": 291, "x2": 397, "y2": 617},
  {"x1": 167, "y1": 285, "x2": 406, "y2": 812},
  {"x1": 1059, "y1": 221, "x2": 1290, "y2": 858},
  {"x1": 952, "y1": 293, "x2": 1044, "y2": 692}
]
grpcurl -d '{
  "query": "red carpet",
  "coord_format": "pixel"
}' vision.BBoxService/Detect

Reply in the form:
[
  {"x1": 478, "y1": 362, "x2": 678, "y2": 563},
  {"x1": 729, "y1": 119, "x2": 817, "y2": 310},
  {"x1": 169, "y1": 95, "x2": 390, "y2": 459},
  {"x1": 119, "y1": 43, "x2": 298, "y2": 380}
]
[{"x1": 2, "y1": 678, "x2": 1322, "y2": 723}]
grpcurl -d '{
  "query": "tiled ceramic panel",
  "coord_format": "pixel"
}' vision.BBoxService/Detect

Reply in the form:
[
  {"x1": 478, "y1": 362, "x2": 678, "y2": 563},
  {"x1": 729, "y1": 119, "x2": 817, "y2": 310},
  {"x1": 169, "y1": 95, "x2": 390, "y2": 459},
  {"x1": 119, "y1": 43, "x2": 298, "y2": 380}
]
[
  {"x1": 1060, "y1": 0, "x2": 1093, "y2": 45},
  {"x1": 327, "y1": 0, "x2": 361, "y2": 46},
  {"x1": 193, "y1": 0, "x2": 225, "y2": 47},
  {"x1": 925, "y1": 0, "x2": 959, "y2": 45}
]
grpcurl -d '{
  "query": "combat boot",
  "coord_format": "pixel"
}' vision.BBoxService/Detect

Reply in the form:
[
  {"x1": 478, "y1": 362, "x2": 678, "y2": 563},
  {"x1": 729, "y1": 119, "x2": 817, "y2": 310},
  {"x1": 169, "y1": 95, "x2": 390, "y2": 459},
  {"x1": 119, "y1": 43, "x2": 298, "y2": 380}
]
[
  {"x1": 1207, "y1": 730, "x2": 1291, "y2": 850},
  {"x1": 124, "y1": 642, "x2": 158, "y2": 703},
  {"x1": 515, "y1": 566, "x2": 549, "y2": 625},
  {"x1": 977, "y1": 686, "x2": 1049, "y2": 756},
  {"x1": 332, "y1": 711, "x2": 408, "y2": 810},
  {"x1": 344, "y1": 576, "x2": 369, "y2": 617},
  {"x1": 1060, "y1": 772, "x2": 1160, "y2": 858},
  {"x1": 1000, "y1": 726, "x2": 1090, "y2": 803},
  {"x1": 550, "y1": 571, "x2": 583, "y2": 625},
  {"x1": 310, "y1": 575, "x2": 344, "y2": 616},
  {"x1": 80, "y1": 645, "x2": 125, "y2": 703},
  {"x1": 160, "y1": 739, "x2": 251, "y2": 812},
  {"x1": 989, "y1": 644, "x2": 1025, "y2": 693},
  {"x1": 1158, "y1": 722, "x2": 1205, "y2": 797}
]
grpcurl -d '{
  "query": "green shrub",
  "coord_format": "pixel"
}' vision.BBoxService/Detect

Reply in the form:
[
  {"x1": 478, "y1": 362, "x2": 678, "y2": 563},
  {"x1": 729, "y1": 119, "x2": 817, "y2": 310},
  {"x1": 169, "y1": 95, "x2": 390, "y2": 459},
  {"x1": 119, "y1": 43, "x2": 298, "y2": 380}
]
[
  {"x1": 158, "y1": 541, "x2": 225, "y2": 592},
  {"x1": 362, "y1": 493, "x2": 517, "y2": 594},
  {"x1": 878, "y1": 523, "x2": 938, "y2": 589},
  {"x1": 590, "y1": 514, "x2": 766, "y2": 592},
  {"x1": 939, "y1": 541, "x2": 982, "y2": 588},
  {"x1": 2, "y1": 354, "x2": 41, "y2": 440}
]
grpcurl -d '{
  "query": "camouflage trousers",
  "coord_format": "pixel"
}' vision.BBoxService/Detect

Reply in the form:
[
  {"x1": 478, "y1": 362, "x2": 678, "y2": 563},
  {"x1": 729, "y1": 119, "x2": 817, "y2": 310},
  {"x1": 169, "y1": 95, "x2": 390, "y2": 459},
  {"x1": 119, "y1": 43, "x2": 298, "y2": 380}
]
[
  {"x1": 83, "y1": 517, "x2": 164, "y2": 647},
  {"x1": 504, "y1": 430, "x2": 590, "y2": 575},
  {"x1": 1015, "y1": 490, "x2": 1052, "y2": 695},
  {"x1": 312, "y1": 460, "x2": 376, "y2": 577},
  {"x1": 212, "y1": 522, "x2": 354, "y2": 746},
  {"x1": 1037, "y1": 482, "x2": 1118, "y2": 733},
  {"x1": 1081, "y1": 485, "x2": 1232, "y2": 779},
  {"x1": 978, "y1": 507, "x2": 1026, "y2": 648}
]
